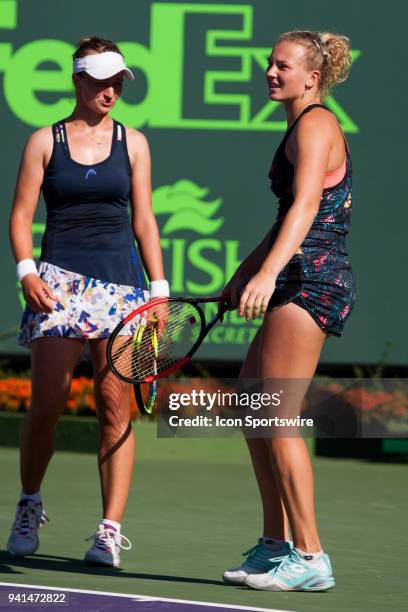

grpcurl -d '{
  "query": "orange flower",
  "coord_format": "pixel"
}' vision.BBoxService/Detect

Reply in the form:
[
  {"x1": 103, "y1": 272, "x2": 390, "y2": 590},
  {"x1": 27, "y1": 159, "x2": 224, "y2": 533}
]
[{"x1": 0, "y1": 378, "x2": 31, "y2": 412}]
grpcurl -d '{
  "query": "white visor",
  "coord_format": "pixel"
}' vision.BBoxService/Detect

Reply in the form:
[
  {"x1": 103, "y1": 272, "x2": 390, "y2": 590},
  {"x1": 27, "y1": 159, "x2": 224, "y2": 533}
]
[{"x1": 73, "y1": 51, "x2": 134, "y2": 80}]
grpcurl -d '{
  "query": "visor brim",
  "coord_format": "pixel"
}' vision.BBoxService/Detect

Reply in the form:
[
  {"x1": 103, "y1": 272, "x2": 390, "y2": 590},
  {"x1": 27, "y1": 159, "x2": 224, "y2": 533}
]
[{"x1": 84, "y1": 66, "x2": 134, "y2": 81}]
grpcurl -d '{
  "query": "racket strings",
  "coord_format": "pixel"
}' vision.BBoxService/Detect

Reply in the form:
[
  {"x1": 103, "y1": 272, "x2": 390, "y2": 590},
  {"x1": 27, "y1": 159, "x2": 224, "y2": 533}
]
[
  {"x1": 128, "y1": 316, "x2": 195, "y2": 368},
  {"x1": 123, "y1": 312, "x2": 199, "y2": 378},
  {"x1": 110, "y1": 301, "x2": 202, "y2": 381}
]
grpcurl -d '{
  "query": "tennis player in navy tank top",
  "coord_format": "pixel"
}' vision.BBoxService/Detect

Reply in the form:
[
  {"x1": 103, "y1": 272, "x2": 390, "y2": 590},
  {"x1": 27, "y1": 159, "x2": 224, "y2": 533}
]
[
  {"x1": 8, "y1": 37, "x2": 168, "y2": 566},
  {"x1": 221, "y1": 31, "x2": 356, "y2": 592}
]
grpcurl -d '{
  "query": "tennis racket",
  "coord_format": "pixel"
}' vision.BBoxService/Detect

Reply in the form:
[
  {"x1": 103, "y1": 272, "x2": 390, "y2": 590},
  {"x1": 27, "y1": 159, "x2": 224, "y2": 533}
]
[
  {"x1": 106, "y1": 296, "x2": 228, "y2": 385},
  {"x1": 129, "y1": 316, "x2": 158, "y2": 415},
  {"x1": 133, "y1": 381, "x2": 157, "y2": 416}
]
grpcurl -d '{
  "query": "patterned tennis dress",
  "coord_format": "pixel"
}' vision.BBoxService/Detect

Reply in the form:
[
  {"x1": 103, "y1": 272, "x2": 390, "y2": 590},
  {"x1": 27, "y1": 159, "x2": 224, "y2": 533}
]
[
  {"x1": 267, "y1": 104, "x2": 355, "y2": 336},
  {"x1": 19, "y1": 120, "x2": 148, "y2": 348}
]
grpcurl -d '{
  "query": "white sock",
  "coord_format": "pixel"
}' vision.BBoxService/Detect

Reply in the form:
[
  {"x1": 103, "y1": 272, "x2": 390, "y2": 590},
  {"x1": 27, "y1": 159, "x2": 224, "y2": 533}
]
[
  {"x1": 102, "y1": 519, "x2": 121, "y2": 533},
  {"x1": 20, "y1": 490, "x2": 41, "y2": 503},
  {"x1": 295, "y1": 547, "x2": 323, "y2": 562}
]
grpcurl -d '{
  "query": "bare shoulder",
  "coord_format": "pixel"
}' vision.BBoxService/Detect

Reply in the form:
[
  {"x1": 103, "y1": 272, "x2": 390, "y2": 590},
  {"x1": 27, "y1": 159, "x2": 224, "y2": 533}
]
[
  {"x1": 286, "y1": 107, "x2": 338, "y2": 166},
  {"x1": 124, "y1": 127, "x2": 150, "y2": 168},
  {"x1": 125, "y1": 127, "x2": 149, "y2": 152},
  {"x1": 26, "y1": 126, "x2": 53, "y2": 148},
  {"x1": 295, "y1": 107, "x2": 339, "y2": 140},
  {"x1": 24, "y1": 126, "x2": 54, "y2": 159}
]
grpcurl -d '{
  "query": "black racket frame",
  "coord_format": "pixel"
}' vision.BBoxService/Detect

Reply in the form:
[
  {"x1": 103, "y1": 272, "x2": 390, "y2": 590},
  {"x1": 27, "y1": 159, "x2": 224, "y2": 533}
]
[{"x1": 106, "y1": 296, "x2": 228, "y2": 385}]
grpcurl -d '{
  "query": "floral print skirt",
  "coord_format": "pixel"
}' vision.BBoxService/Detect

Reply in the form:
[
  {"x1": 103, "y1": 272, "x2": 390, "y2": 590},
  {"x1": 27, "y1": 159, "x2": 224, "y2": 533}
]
[{"x1": 18, "y1": 262, "x2": 149, "y2": 348}]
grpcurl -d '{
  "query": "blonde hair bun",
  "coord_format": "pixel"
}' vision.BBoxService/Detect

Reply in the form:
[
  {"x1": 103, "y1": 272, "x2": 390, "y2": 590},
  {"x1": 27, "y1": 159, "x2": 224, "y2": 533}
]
[{"x1": 276, "y1": 30, "x2": 352, "y2": 97}]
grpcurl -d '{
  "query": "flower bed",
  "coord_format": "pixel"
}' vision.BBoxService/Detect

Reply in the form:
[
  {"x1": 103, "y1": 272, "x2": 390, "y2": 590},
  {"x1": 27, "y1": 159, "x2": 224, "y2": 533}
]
[
  {"x1": 1, "y1": 376, "x2": 407, "y2": 436},
  {"x1": 309, "y1": 379, "x2": 408, "y2": 436},
  {"x1": 0, "y1": 376, "x2": 139, "y2": 418},
  {"x1": 0, "y1": 376, "x2": 223, "y2": 419},
  {"x1": 0, "y1": 378, "x2": 31, "y2": 412}
]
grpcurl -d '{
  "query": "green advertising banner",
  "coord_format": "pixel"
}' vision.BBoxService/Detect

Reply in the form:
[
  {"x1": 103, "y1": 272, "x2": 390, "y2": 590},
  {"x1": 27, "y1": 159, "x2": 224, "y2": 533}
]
[{"x1": 0, "y1": 0, "x2": 406, "y2": 364}]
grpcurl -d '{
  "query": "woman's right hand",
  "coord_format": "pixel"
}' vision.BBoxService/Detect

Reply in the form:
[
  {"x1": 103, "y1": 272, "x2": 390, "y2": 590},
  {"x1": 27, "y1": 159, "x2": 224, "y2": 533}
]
[
  {"x1": 21, "y1": 274, "x2": 59, "y2": 313},
  {"x1": 219, "y1": 269, "x2": 250, "y2": 320}
]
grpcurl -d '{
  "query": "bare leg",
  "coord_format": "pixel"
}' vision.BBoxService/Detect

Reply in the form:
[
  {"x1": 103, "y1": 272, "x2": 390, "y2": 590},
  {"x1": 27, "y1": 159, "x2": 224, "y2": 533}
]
[
  {"x1": 90, "y1": 339, "x2": 135, "y2": 523},
  {"x1": 20, "y1": 338, "x2": 84, "y2": 494},
  {"x1": 259, "y1": 303, "x2": 326, "y2": 552},
  {"x1": 241, "y1": 328, "x2": 290, "y2": 541}
]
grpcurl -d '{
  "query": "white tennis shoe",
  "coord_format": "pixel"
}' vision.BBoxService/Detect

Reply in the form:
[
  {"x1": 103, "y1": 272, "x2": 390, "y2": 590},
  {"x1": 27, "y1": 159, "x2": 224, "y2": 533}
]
[
  {"x1": 7, "y1": 499, "x2": 49, "y2": 557},
  {"x1": 84, "y1": 523, "x2": 132, "y2": 567}
]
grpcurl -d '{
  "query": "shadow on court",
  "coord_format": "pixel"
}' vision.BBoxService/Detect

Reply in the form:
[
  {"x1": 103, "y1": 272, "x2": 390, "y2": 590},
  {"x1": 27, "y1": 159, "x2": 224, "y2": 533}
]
[{"x1": 0, "y1": 551, "x2": 225, "y2": 587}]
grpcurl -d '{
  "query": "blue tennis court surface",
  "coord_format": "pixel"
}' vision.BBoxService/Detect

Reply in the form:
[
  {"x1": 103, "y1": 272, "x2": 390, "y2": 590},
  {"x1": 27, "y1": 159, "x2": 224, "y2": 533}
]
[{"x1": 0, "y1": 583, "x2": 296, "y2": 612}]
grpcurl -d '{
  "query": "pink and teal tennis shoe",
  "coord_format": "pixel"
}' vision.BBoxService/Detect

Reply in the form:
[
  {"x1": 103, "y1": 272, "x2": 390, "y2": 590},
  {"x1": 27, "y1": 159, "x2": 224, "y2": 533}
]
[
  {"x1": 245, "y1": 547, "x2": 335, "y2": 591},
  {"x1": 223, "y1": 538, "x2": 292, "y2": 584}
]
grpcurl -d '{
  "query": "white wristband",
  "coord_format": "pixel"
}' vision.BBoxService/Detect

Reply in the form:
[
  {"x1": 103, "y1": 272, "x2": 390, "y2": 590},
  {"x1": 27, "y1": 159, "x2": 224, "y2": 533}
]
[
  {"x1": 150, "y1": 280, "x2": 170, "y2": 298},
  {"x1": 17, "y1": 259, "x2": 39, "y2": 281}
]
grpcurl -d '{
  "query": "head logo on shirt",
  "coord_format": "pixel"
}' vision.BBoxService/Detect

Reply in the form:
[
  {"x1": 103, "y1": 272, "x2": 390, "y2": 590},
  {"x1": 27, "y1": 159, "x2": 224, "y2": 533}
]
[{"x1": 85, "y1": 169, "x2": 97, "y2": 181}]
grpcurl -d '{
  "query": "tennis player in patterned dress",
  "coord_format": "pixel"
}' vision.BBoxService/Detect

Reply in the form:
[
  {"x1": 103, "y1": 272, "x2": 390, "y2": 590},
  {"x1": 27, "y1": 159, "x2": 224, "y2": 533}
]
[
  {"x1": 222, "y1": 31, "x2": 355, "y2": 591},
  {"x1": 7, "y1": 37, "x2": 169, "y2": 566}
]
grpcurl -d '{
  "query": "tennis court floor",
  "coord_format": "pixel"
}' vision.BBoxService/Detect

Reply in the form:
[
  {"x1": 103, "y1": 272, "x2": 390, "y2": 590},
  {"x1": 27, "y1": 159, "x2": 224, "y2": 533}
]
[{"x1": 0, "y1": 422, "x2": 406, "y2": 612}]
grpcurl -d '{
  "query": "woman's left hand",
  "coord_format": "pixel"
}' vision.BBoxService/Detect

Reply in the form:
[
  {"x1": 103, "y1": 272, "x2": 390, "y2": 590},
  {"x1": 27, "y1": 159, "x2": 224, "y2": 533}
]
[
  {"x1": 148, "y1": 296, "x2": 169, "y2": 335},
  {"x1": 239, "y1": 270, "x2": 276, "y2": 320}
]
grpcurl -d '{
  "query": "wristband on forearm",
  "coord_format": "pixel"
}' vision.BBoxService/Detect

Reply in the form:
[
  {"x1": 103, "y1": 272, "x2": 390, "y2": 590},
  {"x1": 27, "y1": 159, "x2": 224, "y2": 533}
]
[
  {"x1": 149, "y1": 279, "x2": 170, "y2": 298},
  {"x1": 16, "y1": 259, "x2": 39, "y2": 281}
]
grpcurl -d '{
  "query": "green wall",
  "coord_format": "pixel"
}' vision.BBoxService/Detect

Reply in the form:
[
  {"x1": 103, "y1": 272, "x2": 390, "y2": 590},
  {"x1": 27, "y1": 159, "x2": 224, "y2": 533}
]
[{"x1": 1, "y1": 0, "x2": 406, "y2": 364}]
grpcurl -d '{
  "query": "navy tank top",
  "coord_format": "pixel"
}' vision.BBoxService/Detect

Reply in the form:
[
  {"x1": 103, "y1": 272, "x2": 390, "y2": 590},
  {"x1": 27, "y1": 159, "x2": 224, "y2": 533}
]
[{"x1": 40, "y1": 120, "x2": 147, "y2": 288}]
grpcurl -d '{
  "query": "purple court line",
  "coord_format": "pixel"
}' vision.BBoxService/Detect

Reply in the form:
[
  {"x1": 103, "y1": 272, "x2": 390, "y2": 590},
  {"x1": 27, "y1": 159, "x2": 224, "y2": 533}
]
[{"x1": 0, "y1": 583, "x2": 297, "y2": 612}]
